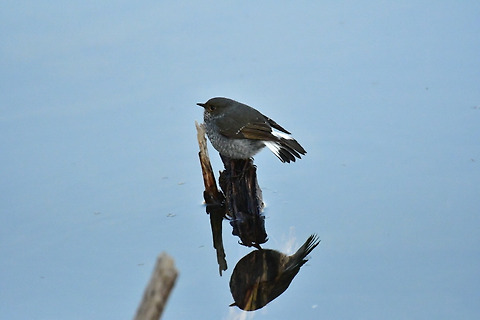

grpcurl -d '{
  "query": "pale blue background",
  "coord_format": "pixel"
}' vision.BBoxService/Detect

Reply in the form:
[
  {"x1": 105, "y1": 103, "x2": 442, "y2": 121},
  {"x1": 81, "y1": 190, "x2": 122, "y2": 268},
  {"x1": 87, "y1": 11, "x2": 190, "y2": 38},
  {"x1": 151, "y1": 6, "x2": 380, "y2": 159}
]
[{"x1": 1, "y1": 1, "x2": 479, "y2": 319}]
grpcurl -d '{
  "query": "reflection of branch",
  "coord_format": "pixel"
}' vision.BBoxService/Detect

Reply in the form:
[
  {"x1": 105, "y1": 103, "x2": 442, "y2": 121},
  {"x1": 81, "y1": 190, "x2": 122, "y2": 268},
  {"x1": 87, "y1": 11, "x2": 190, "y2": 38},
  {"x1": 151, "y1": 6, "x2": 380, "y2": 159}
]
[
  {"x1": 134, "y1": 253, "x2": 178, "y2": 320},
  {"x1": 196, "y1": 121, "x2": 228, "y2": 275},
  {"x1": 208, "y1": 203, "x2": 228, "y2": 275}
]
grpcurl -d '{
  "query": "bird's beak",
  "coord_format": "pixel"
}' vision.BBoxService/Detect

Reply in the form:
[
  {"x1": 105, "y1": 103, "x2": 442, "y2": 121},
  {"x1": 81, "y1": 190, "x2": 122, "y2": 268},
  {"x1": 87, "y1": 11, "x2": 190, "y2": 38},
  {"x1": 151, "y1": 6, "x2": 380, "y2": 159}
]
[{"x1": 197, "y1": 103, "x2": 205, "y2": 108}]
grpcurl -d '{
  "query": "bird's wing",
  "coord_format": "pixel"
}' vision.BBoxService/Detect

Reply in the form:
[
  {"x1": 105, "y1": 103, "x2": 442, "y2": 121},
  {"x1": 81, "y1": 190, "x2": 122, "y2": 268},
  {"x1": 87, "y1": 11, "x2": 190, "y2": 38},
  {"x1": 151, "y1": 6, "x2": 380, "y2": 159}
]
[
  {"x1": 214, "y1": 105, "x2": 290, "y2": 140},
  {"x1": 215, "y1": 115, "x2": 275, "y2": 141},
  {"x1": 265, "y1": 117, "x2": 291, "y2": 134},
  {"x1": 213, "y1": 115, "x2": 247, "y2": 138},
  {"x1": 238, "y1": 116, "x2": 291, "y2": 141},
  {"x1": 238, "y1": 122, "x2": 275, "y2": 140}
]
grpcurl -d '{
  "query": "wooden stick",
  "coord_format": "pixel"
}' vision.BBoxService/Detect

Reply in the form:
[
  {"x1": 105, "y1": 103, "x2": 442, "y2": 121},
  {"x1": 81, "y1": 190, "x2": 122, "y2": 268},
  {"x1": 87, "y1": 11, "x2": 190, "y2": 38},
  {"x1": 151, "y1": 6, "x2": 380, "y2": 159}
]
[
  {"x1": 195, "y1": 121, "x2": 224, "y2": 204},
  {"x1": 195, "y1": 120, "x2": 267, "y2": 249},
  {"x1": 196, "y1": 121, "x2": 228, "y2": 274},
  {"x1": 134, "y1": 253, "x2": 178, "y2": 320}
]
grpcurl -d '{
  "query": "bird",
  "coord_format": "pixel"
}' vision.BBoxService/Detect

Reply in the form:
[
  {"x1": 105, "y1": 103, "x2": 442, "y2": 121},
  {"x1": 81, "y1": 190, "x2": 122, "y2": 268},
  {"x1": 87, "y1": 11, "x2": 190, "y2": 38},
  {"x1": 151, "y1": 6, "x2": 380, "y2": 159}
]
[
  {"x1": 229, "y1": 234, "x2": 320, "y2": 311},
  {"x1": 197, "y1": 97, "x2": 306, "y2": 163}
]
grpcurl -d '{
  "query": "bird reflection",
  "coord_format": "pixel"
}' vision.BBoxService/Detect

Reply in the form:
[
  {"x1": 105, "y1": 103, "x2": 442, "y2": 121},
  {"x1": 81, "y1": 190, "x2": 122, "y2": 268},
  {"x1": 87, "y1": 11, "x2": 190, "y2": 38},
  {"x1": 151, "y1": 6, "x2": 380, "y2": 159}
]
[{"x1": 229, "y1": 234, "x2": 320, "y2": 311}]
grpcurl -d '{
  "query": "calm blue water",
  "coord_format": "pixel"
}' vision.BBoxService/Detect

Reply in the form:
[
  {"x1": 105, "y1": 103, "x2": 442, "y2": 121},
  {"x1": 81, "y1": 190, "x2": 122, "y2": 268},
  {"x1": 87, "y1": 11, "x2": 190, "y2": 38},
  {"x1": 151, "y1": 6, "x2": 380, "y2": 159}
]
[{"x1": 1, "y1": 1, "x2": 479, "y2": 319}]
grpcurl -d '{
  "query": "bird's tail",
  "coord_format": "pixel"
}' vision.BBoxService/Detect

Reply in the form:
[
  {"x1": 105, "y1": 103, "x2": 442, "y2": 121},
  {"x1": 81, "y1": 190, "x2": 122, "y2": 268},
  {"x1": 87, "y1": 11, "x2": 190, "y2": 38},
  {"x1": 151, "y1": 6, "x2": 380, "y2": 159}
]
[{"x1": 264, "y1": 133, "x2": 307, "y2": 163}]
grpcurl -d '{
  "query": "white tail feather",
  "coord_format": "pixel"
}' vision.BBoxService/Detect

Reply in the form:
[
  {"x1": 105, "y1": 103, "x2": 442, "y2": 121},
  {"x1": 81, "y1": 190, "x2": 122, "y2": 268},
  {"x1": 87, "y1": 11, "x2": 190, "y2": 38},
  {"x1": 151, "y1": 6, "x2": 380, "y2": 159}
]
[
  {"x1": 272, "y1": 130, "x2": 294, "y2": 140},
  {"x1": 264, "y1": 141, "x2": 281, "y2": 158}
]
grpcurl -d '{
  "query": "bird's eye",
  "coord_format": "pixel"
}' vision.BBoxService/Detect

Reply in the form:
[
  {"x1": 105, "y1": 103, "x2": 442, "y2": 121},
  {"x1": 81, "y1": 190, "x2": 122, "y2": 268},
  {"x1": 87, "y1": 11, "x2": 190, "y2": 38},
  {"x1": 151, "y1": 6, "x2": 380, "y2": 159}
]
[{"x1": 208, "y1": 105, "x2": 216, "y2": 112}]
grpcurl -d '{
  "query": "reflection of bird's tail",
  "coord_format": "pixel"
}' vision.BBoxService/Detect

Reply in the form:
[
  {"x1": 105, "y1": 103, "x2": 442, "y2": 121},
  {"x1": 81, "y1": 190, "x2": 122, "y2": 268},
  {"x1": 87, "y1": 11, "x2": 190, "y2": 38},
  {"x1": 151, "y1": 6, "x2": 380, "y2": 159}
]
[{"x1": 287, "y1": 234, "x2": 320, "y2": 271}]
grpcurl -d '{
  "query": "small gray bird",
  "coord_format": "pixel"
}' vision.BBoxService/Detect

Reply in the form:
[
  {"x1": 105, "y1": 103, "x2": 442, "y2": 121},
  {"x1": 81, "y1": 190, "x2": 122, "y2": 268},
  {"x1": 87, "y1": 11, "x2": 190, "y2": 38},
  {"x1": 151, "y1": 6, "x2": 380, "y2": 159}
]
[{"x1": 197, "y1": 97, "x2": 306, "y2": 163}]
